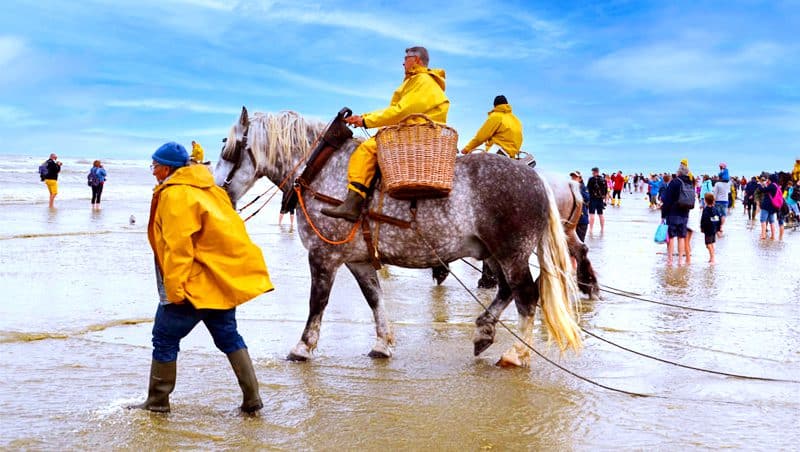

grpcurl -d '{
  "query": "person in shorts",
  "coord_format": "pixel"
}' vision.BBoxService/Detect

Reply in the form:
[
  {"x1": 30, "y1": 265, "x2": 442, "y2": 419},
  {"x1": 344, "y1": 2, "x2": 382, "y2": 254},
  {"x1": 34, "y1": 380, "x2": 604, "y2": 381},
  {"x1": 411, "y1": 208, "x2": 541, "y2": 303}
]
[{"x1": 586, "y1": 167, "x2": 607, "y2": 234}]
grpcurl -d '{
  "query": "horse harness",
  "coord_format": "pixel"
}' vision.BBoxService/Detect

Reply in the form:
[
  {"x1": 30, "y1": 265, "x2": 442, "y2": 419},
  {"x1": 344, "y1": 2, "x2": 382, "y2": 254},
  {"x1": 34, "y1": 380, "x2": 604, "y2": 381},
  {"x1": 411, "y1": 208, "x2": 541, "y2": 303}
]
[
  {"x1": 220, "y1": 125, "x2": 254, "y2": 188},
  {"x1": 282, "y1": 108, "x2": 414, "y2": 270}
]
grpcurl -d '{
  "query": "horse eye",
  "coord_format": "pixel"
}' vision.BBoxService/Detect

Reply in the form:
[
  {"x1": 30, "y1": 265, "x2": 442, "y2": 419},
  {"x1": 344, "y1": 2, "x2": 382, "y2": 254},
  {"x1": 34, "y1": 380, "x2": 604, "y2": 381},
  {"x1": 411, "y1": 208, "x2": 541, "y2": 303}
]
[{"x1": 222, "y1": 138, "x2": 228, "y2": 143}]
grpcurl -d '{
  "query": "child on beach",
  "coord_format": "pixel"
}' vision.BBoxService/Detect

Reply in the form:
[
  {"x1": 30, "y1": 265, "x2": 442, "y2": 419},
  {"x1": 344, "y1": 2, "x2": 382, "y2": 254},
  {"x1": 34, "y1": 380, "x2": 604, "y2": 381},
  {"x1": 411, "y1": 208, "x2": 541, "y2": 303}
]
[{"x1": 700, "y1": 193, "x2": 720, "y2": 263}]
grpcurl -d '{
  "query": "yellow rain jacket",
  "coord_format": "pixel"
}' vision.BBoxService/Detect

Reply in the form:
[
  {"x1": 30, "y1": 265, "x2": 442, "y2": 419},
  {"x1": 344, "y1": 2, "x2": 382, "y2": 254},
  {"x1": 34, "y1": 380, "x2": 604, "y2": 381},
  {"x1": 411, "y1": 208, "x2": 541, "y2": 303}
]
[
  {"x1": 148, "y1": 164, "x2": 273, "y2": 309},
  {"x1": 793, "y1": 161, "x2": 800, "y2": 181},
  {"x1": 462, "y1": 104, "x2": 523, "y2": 158},
  {"x1": 191, "y1": 141, "x2": 205, "y2": 163},
  {"x1": 362, "y1": 65, "x2": 449, "y2": 127}
]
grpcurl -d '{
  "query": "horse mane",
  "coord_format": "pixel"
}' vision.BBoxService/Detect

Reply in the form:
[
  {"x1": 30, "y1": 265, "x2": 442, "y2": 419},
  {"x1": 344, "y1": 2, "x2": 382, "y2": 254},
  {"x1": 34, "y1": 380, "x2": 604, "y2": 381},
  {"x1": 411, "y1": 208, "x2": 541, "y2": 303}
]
[{"x1": 222, "y1": 111, "x2": 326, "y2": 171}]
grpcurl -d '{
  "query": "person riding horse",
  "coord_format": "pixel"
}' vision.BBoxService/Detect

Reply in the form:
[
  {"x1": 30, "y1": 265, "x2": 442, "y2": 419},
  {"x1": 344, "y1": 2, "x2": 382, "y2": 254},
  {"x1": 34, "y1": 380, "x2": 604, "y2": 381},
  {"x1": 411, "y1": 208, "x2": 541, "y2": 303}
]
[
  {"x1": 460, "y1": 95, "x2": 523, "y2": 158},
  {"x1": 321, "y1": 46, "x2": 450, "y2": 222}
]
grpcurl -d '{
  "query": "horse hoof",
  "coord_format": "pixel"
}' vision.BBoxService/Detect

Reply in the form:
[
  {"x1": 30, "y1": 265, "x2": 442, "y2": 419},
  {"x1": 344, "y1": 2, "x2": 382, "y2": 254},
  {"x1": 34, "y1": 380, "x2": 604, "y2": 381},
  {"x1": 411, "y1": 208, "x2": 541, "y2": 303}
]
[
  {"x1": 286, "y1": 352, "x2": 308, "y2": 362},
  {"x1": 496, "y1": 355, "x2": 523, "y2": 368},
  {"x1": 474, "y1": 338, "x2": 494, "y2": 356},
  {"x1": 477, "y1": 277, "x2": 497, "y2": 289},
  {"x1": 496, "y1": 348, "x2": 526, "y2": 368},
  {"x1": 368, "y1": 341, "x2": 392, "y2": 359},
  {"x1": 287, "y1": 343, "x2": 311, "y2": 362}
]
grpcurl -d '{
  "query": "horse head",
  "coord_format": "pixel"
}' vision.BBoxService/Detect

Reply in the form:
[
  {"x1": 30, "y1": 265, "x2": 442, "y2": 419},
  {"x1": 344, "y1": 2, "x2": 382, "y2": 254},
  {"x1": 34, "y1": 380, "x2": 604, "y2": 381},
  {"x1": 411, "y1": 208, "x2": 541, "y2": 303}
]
[{"x1": 215, "y1": 106, "x2": 259, "y2": 205}]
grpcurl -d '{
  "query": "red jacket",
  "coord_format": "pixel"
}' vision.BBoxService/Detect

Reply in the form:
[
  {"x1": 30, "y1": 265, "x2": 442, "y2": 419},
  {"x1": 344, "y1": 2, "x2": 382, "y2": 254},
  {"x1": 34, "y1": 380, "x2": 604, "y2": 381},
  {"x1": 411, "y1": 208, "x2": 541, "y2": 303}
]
[{"x1": 612, "y1": 174, "x2": 625, "y2": 191}]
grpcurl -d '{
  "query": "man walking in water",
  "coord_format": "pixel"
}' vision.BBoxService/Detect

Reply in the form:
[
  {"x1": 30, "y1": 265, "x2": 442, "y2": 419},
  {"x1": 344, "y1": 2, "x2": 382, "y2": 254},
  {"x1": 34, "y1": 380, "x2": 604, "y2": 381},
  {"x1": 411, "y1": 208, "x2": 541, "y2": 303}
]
[
  {"x1": 322, "y1": 46, "x2": 449, "y2": 221},
  {"x1": 42, "y1": 153, "x2": 61, "y2": 208},
  {"x1": 460, "y1": 95, "x2": 523, "y2": 158},
  {"x1": 587, "y1": 167, "x2": 607, "y2": 234},
  {"x1": 131, "y1": 142, "x2": 273, "y2": 414}
]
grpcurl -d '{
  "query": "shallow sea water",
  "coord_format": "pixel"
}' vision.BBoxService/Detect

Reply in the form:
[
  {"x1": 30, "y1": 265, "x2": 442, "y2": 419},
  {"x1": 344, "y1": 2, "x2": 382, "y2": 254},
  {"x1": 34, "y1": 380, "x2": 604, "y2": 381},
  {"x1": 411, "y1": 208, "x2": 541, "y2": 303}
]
[{"x1": 1, "y1": 160, "x2": 798, "y2": 450}]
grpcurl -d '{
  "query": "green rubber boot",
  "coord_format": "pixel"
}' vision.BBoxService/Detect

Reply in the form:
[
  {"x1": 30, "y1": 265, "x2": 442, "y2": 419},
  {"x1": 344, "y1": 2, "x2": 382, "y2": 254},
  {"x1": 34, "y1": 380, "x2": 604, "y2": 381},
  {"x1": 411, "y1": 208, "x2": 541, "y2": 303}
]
[
  {"x1": 320, "y1": 189, "x2": 364, "y2": 222},
  {"x1": 128, "y1": 360, "x2": 176, "y2": 413},
  {"x1": 227, "y1": 348, "x2": 263, "y2": 413}
]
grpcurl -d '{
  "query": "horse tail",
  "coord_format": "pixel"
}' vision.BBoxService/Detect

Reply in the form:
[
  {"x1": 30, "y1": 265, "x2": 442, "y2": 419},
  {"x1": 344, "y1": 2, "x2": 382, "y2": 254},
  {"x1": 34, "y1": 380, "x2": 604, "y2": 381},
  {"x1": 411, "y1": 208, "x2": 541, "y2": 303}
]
[{"x1": 537, "y1": 178, "x2": 582, "y2": 352}]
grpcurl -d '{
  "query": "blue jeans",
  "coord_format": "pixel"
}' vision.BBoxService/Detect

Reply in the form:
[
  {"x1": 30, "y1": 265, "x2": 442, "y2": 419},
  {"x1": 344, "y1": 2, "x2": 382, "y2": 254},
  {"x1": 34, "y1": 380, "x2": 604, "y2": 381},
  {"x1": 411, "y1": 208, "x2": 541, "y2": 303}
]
[
  {"x1": 760, "y1": 210, "x2": 776, "y2": 224},
  {"x1": 151, "y1": 302, "x2": 246, "y2": 362}
]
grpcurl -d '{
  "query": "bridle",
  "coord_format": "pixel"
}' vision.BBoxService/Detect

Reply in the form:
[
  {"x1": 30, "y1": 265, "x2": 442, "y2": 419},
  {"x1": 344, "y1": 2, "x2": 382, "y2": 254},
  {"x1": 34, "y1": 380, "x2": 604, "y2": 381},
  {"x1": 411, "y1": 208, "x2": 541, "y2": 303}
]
[{"x1": 220, "y1": 123, "x2": 254, "y2": 188}]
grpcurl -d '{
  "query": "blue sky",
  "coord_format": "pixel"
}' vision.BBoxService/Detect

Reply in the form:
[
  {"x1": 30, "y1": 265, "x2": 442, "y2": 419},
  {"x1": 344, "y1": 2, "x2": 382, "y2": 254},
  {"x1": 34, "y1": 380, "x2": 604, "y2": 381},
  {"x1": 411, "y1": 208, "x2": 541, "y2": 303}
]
[{"x1": 1, "y1": 0, "x2": 798, "y2": 175}]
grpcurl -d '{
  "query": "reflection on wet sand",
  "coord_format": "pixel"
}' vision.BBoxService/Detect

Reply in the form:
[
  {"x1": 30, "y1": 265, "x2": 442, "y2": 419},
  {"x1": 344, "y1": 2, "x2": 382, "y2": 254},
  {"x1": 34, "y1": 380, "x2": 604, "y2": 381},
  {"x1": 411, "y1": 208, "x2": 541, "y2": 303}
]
[{"x1": 1, "y1": 191, "x2": 798, "y2": 449}]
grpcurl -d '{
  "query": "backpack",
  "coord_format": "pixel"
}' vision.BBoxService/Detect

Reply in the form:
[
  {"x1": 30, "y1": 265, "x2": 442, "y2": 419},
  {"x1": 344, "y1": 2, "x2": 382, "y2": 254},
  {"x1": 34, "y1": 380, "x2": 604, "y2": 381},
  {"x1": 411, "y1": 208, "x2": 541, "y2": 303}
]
[
  {"x1": 676, "y1": 178, "x2": 696, "y2": 209},
  {"x1": 87, "y1": 168, "x2": 99, "y2": 186},
  {"x1": 38, "y1": 161, "x2": 48, "y2": 181},
  {"x1": 770, "y1": 183, "x2": 784, "y2": 209},
  {"x1": 791, "y1": 188, "x2": 800, "y2": 202}
]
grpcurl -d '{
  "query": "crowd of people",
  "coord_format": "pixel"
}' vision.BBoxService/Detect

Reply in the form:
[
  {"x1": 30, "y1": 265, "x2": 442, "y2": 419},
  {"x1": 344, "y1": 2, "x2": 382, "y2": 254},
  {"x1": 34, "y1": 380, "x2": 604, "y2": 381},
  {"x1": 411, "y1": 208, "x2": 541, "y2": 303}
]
[{"x1": 570, "y1": 157, "x2": 800, "y2": 265}]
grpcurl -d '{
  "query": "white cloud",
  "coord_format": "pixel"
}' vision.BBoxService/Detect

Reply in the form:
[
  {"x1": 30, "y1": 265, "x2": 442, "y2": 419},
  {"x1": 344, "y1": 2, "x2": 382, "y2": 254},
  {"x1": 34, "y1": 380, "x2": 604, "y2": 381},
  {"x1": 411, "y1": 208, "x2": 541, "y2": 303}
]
[
  {"x1": 240, "y1": 1, "x2": 566, "y2": 59},
  {"x1": 591, "y1": 41, "x2": 784, "y2": 92},
  {"x1": 106, "y1": 99, "x2": 240, "y2": 115},
  {"x1": 0, "y1": 104, "x2": 45, "y2": 127},
  {"x1": 644, "y1": 133, "x2": 712, "y2": 143},
  {"x1": 0, "y1": 36, "x2": 25, "y2": 66}
]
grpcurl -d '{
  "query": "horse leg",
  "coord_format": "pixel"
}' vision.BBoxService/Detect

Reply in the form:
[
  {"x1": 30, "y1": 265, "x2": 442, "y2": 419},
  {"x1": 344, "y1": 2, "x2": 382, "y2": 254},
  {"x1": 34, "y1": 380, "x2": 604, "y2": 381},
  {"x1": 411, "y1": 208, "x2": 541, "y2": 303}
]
[
  {"x1": 473, "y1": 259, "x2": 513, "y2": 356},
  {"x1": 477, "y1": 261, "x2": 498, "y2": 289},
  {"x1": 287, "y1": 253, "x2": 340, "y2": 361},
  {"x1": 497, "y1": 262, "x2": 539, "y2": 368},
  {"x1": 345, "y1": 262, "x2": 394, "y2": 359}
]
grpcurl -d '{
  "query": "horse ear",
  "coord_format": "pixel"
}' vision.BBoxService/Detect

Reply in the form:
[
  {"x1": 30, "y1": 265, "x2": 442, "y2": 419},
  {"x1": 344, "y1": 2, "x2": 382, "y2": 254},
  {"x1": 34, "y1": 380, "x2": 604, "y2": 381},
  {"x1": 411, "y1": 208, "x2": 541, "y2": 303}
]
[{"x1": 239, "y1": 106, "x2": 249, "y2": 128}]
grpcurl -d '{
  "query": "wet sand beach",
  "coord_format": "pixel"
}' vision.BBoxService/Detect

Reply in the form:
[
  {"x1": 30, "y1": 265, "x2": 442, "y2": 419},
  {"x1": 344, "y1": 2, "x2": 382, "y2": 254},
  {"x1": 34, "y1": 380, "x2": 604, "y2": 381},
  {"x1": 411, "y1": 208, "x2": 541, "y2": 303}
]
[{"x1": 1, "y1": 159, "x2": 798, "y2": 449}]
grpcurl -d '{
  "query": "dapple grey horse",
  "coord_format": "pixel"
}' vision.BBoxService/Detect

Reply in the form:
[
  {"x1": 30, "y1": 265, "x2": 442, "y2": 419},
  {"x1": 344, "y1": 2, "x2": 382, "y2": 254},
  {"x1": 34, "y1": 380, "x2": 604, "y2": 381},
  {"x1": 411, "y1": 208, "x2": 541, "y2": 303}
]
[{"x1": 215, "y1": 108, "x2": 581, "y2": 367}]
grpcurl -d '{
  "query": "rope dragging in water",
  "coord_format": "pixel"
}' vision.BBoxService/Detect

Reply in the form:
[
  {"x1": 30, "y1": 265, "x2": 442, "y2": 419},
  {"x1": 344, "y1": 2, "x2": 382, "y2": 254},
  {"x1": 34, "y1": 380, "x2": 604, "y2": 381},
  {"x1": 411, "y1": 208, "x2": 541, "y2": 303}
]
[{"x1": 455, "y1": 258, "x2": 796, "y2": 383}]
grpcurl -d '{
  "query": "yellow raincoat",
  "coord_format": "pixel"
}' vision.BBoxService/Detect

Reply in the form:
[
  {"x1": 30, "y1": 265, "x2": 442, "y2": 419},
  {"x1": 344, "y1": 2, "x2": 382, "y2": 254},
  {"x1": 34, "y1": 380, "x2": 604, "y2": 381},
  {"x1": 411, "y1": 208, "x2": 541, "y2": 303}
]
[
  {"x1": 347, "y1": 65, "x2": 450, "y2": 197},
  {"x1": 148, "y1": 164, "x2": 273, "y2": 309},
  {"x1": 793, "y1": 161, "x2": 800, "y2": 181},
  {"x1": 191, "y1": 141, "x2": 205, "y2": 163},
  {"x1": 462, "y1": 104, "x2": 523, "y2": 158}
]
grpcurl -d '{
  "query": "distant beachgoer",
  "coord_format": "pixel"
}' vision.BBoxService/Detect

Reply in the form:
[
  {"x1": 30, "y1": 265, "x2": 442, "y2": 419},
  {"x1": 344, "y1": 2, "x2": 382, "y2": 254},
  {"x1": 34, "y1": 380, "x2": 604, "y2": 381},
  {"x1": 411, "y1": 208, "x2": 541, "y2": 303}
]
[
  {"x1": 611, "y1": 171, "x2": 624, "y2": 207},
  {"x1": 461, "y1": 95, "x2": 523, "y2": 158},
  {"x1": 713, "y1": 178, "x2": 729, "y2": 236},
  {"x1": 587, "y1": 167, "x2": 607, "y2": 235},
  {"x1": 190, "y1": 140, "x2": 205, "y2": 164},
  {"x1": 130, "y1": 142, "x2": 273, "y2": 414},
  {"x1": 718, "y1": 162, "x2": 730, "y2": 182},
  {"x1": 792, "y1": 157, "x2": 800, "y2": 182},
  {"x1": 661, "y1": 159, "x2": 694, "y2": 265},
  {"x1": 42, "y1": 153, "x2": 62, "y2": 208},
  {"x1": 744, "y1": 177, "x2": 759, "y2": 220},
  {"x1": 759, "y1": 174, "x2": 780, "y2": 240},
  {"x1": 570, "y1": 170, "x2": 589, "y2": 242},
  {"x1": 88, "y1": 160, "x2": 107, "y2": 210},
  {"x1": 700, "y1": 193, "x2": 720, "y2": 263},
  {"x1": 647, "y1": 174, "x2": 661, "y2": 209},
  {"x1": 279, "y1": 205, "x2": 295, "y2": 228},
  {"x1": 699, "y1": 175, "x2": 712, "y2": 201},
  {"x1": 787, "y1": 180, "x2": 800, "y2": 217}
]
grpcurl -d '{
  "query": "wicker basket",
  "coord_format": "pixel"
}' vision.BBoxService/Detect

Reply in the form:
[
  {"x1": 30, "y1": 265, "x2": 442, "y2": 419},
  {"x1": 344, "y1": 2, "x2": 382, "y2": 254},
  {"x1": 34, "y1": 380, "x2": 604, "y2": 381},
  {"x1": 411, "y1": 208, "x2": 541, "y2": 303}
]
[{"x1": 375, "y1": 113, "x2": 458, "y2": 199}]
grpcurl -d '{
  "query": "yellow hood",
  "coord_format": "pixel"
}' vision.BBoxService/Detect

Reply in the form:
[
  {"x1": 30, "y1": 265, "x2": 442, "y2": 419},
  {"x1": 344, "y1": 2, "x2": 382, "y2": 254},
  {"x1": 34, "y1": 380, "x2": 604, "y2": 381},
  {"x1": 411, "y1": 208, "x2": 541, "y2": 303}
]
[
  {"x1": 149, "y1": 165, "x2": 273, "y2": 309},
  {"x1": 463, "y1": 103, "x2": 524, "y2": 157},
  {"x1": 362, "y1": 64, "x2": 450, "y2": 128}
]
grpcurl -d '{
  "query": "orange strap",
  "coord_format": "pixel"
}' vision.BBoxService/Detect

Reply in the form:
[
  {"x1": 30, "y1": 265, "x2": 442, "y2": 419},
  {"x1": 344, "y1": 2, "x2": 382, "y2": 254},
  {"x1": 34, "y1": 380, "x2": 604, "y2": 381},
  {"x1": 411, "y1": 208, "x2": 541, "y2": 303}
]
[{"x1": 294, "y1": 185, "x2": 361, "y2": 245}]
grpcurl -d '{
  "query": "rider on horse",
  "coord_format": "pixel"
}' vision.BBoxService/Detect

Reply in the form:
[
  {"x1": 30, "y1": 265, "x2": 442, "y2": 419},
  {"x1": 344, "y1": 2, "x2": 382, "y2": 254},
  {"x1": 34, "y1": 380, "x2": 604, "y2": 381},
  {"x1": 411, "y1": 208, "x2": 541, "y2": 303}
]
[
  {"x1": 321, "y1": 46, "x2": 450, "y2": 222},
  {"x1": 460, "y1": 95, "x2": 523, "y2": 158}
]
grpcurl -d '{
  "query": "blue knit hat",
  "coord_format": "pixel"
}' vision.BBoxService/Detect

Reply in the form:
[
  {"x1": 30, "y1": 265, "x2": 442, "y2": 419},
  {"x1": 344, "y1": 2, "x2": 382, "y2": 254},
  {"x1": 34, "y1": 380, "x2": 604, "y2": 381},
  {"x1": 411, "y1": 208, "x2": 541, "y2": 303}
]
[{"x1": 152, "y1": 142, "x2": 189, "y2": 168}]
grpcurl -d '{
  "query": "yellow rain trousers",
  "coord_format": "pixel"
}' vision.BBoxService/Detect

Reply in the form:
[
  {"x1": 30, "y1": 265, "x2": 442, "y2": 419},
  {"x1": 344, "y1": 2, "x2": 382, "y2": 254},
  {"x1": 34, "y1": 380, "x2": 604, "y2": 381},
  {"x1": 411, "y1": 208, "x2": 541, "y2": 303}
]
[
  {"x1": 148, "y1": 164, "x2": 273, "y2": 309},
  {"x1": 462, "y1": 104, "x2": 523, "y2": 158},
  {"x1": 347, "y1": 65, "x2": 449, "y2": 197}
]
